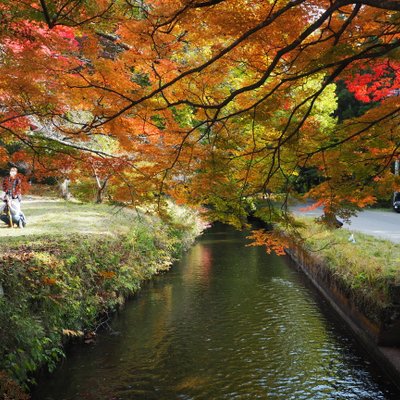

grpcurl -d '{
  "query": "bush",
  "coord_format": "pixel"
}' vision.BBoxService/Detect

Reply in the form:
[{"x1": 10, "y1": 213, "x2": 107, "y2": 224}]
[{"x1": 0, "y1": 205, "x2": 204, "y2": 394}]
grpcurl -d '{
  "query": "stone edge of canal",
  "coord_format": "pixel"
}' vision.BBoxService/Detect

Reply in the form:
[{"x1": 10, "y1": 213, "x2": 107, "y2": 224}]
[{"x1": 285, "y1": 242, "x2": 400, "y2": 391}]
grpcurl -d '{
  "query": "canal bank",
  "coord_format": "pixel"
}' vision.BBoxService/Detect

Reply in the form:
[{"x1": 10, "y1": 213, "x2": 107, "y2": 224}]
[
  {"x1": 0, "y1": 200, "x2": 204, "y2": 398},
  {"x1": 279, "y1": 222, "x2": 400, "y2": 390},
  {"x1": 286, "y1": 242, "x2": 400, "y2": 391}
]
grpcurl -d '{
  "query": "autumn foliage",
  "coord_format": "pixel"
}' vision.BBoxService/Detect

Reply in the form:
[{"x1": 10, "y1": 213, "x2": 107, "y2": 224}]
[
  {"x1": 345, "y1": 61, "x2": 400, "y2": 103},
  {"x1": 0, "y1": 0, "x2": 400, "y2": 222}
]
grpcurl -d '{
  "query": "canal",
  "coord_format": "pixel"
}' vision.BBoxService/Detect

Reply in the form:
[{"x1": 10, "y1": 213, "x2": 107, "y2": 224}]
[{"x1": 32, "y1": 224, "x2": 400, "y2": 399}]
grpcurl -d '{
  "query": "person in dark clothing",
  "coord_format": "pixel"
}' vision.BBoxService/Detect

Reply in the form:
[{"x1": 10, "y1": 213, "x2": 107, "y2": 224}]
[
  {"x1": 2, "y1": 166, "x2": 22, "y2": 200},
  {"x1": 1, "y1": 167, "x2": 26, "y2": 228}
]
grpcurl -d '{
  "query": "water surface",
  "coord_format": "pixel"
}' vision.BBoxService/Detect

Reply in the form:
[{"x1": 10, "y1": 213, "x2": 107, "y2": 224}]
[{"x1": 33, "y1": 224, "x2": 400, "y2": 399}]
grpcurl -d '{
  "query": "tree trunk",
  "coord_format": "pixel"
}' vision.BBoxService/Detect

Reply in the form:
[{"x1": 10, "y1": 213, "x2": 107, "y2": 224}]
[
  {"x1": 95, "y1": 177, "x2": 109, "y2": 204},
  {"x1": 321, "y1": 211, "x2": 343, "y2": 228}
]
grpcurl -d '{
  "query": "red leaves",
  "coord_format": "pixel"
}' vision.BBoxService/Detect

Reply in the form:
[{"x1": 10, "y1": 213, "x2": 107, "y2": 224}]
[
  {"x1": 1, "y1": 114, "x2": 30, "y2": 131},
  {"x1": 4, "y1": 20, "x2": 78, "y2": 57},
  {"x1": 345, "y1": 61, "x2": 400, "y2": 103},
  {"x1": 0, "y1": 147, "x2": 9, "y2": 166}
]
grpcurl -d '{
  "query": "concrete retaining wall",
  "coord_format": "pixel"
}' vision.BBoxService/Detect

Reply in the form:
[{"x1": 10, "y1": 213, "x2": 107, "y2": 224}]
[{"x1": 286, "y1": 242, "x2": 400, "y2": 387}]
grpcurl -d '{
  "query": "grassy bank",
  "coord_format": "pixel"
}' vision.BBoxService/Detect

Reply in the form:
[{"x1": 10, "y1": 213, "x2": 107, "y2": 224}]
[
  {"x1": 0, "y1": 199, "x2": 204, "y2": 398},
  {"x1": 285, "y1": 216, "x2": 400, "y2": 323}
]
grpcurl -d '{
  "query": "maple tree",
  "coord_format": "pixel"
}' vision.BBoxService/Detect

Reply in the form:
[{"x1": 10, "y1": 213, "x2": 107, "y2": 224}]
[
  {"x1": 345, "y1": 60, "x2": 400, "y2": 103},
  {"x1": 0, "y1": 0, "x2": 400, "y2": 228}
]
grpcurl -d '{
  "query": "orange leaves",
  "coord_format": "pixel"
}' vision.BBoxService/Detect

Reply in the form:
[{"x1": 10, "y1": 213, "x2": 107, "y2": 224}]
[
  {"x1": 355, "y1": 195, "x2": 376, "y2": 208},
  {"x1": 90, "y1": 58, "x2": 139, "y2": 97},
  {"x1": 42, "y1": 277, "x2": 57, "y2": 285},
  {"x1": 97, "y1": 270, "x2": 116, "y2": 279},
  {"x1": 151, "y1": 59, "x2": 180, "y2": 82},
  {"x1": 246, "y1": 229, "x2": 288, "y2": 256},
  {"x1": 1, "y1": 0, "x2": 400, "y2": 217},
  {"x1": 0, "y1": 147, "x2": 9, "y2": 167},
  {"x1": 11, "y1": 150, "x2": 28, "y2": 163},
  {"x1": 299, "y1": 199, "x2": 324, "y2": 212}
]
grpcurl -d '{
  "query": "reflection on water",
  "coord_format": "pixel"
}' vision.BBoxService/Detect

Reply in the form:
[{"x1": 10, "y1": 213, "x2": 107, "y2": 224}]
[{"x1": 32, "y1": 224, "x2": 400, "y2": 400}]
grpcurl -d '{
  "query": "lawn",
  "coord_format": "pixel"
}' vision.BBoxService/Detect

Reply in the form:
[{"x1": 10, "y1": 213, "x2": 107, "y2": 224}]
[
  {"x1": 0, "y1": 197, "x2": 137, "y2": 240},
  {"x1": 289, "y1": 216, "x2": 400, "y2": 320}
]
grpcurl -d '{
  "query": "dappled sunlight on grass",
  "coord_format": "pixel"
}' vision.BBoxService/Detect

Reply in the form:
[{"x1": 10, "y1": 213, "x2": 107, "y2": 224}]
[{"x1": 0, "y1": 199, "x2": 136, "y2": 239}]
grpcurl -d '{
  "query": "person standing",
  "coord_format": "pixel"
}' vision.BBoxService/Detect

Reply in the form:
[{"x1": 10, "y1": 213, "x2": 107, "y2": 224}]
[{"x1": 2, "y1": 166, "x2": 22, "y2": 201}]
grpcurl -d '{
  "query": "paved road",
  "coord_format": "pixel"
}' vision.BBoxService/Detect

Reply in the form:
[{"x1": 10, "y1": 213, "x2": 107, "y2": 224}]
[{"x1": 291, "y1": 205, "x2": 400, "y2": 243}]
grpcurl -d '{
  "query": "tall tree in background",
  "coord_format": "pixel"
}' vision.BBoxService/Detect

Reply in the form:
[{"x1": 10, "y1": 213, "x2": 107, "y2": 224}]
[{"x1": 0, "y1": 0, "x2": 400, "y2": 224}]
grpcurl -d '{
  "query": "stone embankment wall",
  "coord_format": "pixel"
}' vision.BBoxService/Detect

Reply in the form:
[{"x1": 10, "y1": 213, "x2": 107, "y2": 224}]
[{"x1": 286, "y1": 241, "x2": 400, "y2": 386}]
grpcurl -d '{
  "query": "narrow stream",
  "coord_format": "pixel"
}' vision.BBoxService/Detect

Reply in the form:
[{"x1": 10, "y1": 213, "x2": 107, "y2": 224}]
[{"x1": 33, "y1": 224, "x2": 400, "y2": 399}]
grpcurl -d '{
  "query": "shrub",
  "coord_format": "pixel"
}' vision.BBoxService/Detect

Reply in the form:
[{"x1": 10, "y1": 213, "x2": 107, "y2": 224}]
[{"x1": 0, "y1": 204, "x2": 204, "y2": 394}]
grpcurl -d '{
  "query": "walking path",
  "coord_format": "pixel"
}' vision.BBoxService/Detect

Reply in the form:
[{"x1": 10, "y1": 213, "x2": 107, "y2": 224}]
[{"x1": 291, "y1": 204, "x2": 400, "y2": 243}]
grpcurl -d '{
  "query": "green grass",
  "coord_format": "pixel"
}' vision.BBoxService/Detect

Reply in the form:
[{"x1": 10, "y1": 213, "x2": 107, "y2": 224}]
[
  {"x1": 290, "y1": 216, "x2": 400, "y2": 319},
  {"x1": 0, "y1": 197, "x2": 137, "y2": 240}
]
